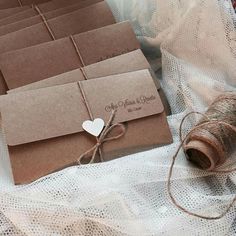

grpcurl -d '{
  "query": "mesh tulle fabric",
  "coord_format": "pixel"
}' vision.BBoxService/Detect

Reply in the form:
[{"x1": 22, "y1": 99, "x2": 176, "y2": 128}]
[{"x1": 1, "y1": 0, "x2": 236, "y2": 235}]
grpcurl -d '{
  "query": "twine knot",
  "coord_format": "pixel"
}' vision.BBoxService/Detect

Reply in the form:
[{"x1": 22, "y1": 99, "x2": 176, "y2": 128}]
[
  {"x1": 96, "y1": 142, "x2": 102, "y2": 147},
  {"x1": 77, "y1": 110, "x2": 126, "y2": 165}
]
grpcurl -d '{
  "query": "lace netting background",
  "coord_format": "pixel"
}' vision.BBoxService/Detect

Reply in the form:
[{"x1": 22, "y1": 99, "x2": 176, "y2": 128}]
[{"x1": 0, "y1": 0, "x2": 236, "y2": 235}]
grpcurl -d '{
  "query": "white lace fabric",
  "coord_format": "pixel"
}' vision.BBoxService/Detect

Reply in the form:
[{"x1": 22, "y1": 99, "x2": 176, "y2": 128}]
[{"x1": 0, "y1": 0, "x2": 236, "y2": 235}]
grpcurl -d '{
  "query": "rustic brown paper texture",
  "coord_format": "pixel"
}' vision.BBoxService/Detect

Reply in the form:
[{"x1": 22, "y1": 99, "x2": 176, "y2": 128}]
[
  {"x1": 0, "y1": 22, "x2": 139, "y2": 94},
  {"x1": 0, "y1": 0, "x2": 100, "y2": 27},
  {"x1": 8, "y1": 50, "x2": 150, "y2": 93},
  {"x1": 0, "y1": 0, "x2": 50, "y2": 9},
  {"x1": 0, "y1": 0, "x2": 102, "y2": 36},
  {"x1": 7, "y1": 49, "x2": 171, "y2": 115},
  {"x1": 38, "y1": 0, "x2": 95, "y2": 12},
  {"x1": 0, "y1": 1, "x2": 115, "y2": 55},
  {"x1": 0, "y1": 6, "x2": 30, "y2": 20},
  {"x1": 0, "y1": 69, "x2": 173, "y2": 184}
]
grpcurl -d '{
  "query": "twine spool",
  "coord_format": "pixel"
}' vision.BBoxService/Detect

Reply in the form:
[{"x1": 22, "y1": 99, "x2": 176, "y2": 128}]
[
  {"x1": 168, "y1": 92, "x2": 236, "y2": 220},
  {"x1": 184, "y1": 93, "x2": 236, "y2": 171}
]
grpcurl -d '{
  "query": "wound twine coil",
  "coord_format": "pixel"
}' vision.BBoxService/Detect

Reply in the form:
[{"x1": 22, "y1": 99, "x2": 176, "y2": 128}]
[
  {"x1": 185, "y1": 93, "x2": 236, "y2": 171},
  {"x1": 168, "y1": 92, "x2": 236, "y2": 220}
]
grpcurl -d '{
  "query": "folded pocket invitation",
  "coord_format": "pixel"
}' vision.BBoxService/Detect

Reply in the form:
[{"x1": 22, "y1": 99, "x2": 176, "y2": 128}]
[
  {"x1": 0, "y1": 0, "x2": 93, "y2": 26},
  {"x1": 0, "y1": 0, "x2": 102, "y2": 36},
  {"x1": 0, "y1": 69, "x2": 173, "y2": 184},
  {"x1": 0, "y1": 1, "x2": 115, "y2": 55},
  {"x1": 0, "y1": 22, "x2": 139, "y2": 94},
  {"x1": 8, "y1": 49, "x2": 171, "y2": 115}
]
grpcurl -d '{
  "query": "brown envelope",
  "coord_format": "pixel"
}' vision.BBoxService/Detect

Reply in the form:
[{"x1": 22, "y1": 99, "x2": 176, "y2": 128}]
[
  {"x1": 0, "y1": 0, "x2": 50, "y2": 9},
  {"x1": 0, "y1": 1, "x2": 115, "y2": 55},
  {"x1": 0, "y1": 0, "x2": 101, "y2": 27},
  {"x1": 8, "y1": 50, "x2": 150, "y2": 93},
  {"x1": 0, "y1": 22, "x2": 139, "y2": 94},
  {"x1": 7, "y1": 49, "x2": 171, "y2": 115},
  {"x1": 0, "y1": 69, "x2": 173, "y2": 184},
  {"x1": 0, "y1": 0, "x2": 103, "y2": 36}
]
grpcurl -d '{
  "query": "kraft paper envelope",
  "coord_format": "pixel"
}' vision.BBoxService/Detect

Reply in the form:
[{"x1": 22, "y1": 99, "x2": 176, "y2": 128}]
[
  {"x1": 0, "y1": 0, "x2": 50, "y2": 9},
  {"x1": 8, "y1": 49, "x2": 171, "y2": 115},
  {"x1": 0, "y1": 0, "x2": 102, "y2": 36},
  {"x1": 0, "y1": 1, "x2": 115, "y2": 55},
  {"x1": 0, "y1": 0, "x2": 80, "y2": 25},
  {"x1": 0, "y1": 0, "x2": 100, "y2": 27},
  {"x1": 9, "y1": 50, "x2": 150, "y2": 92},
  {"x1": 0, "y1": 22, "x2": 139, "y2": 94},
  {"x1": 0, "y1": 69, "x2": 173, "y2": 184}
]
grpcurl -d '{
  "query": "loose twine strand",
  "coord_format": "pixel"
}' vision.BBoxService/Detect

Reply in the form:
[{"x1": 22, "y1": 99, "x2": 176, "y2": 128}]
[
  {"x1": 14, "y1": 4, "x2": 236, "y2": 217},
  {"x1": 167, "y1": 94, "x2": 236, "y2": 220}
]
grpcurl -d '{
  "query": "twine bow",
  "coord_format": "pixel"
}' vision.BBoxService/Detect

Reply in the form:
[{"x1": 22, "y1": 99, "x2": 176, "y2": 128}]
[{"x1": 77, "y1": 110, "x2": 126, "y2": 165}]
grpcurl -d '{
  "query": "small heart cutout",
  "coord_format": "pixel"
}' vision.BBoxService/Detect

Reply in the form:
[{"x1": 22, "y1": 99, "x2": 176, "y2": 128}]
[{"x1": 82, "y1": 118, "x2": 105, "y2": 137}]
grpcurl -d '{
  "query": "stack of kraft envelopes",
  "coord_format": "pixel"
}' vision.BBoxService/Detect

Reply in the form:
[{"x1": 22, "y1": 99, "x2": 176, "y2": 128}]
[{"x1": 0, "y1": 0, "x2": 173, "y2": 185}]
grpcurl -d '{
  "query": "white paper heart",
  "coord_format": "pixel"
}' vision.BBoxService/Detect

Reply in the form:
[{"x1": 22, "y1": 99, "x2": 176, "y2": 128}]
[{"x1": 82, "y1": 118, "x2": 105, "y2": 137}]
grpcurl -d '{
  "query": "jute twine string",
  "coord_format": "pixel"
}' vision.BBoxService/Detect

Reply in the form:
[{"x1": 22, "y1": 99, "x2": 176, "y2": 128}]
[
  {"x1": 77, "y1": 81, "x2": 102, "y2": 160},
  {"x1": 69, "y1": 35, "x2": 88, "y2": 80},
  {"x1": 33, "y1": 5, "x2": 56, "y2": 40},
  {"x1": 168, "y1": 93, "x2": 236, "y2": 220},
  {"x1": 77, "y1": 110, "x2": 126, "y2": 165},
  {"x1": 25, "y1": 9, "x2": 88, "y2": 79},
  {"x1": 77, "y1": 82, "x2": 126, "y2": 164},
  {"x1": 17, "y1": 0, "x2": 23, "y2": 7}
]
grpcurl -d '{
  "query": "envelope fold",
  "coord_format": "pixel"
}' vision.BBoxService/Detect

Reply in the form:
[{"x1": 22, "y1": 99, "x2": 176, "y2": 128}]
[{"x1": 0, "y1": 70, "x2": 164, "y2": 147}]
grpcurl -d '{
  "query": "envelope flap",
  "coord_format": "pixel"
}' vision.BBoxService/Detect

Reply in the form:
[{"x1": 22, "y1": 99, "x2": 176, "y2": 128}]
[
  {"x1": 0, "y1": 22, "x2": 138, "y2": 91},
  {"x1": 81, "y1": 69, "x2": 164, "y2": 124},
  {"x1": 0, "y1": 83, "x2": 89, "y2": 146},
  {"x1": 0, "y1": 70, "x2": 164, "y2": 146},
  {"x1": 75, "y1": 21, "x2": 140, "y2": 65}
]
